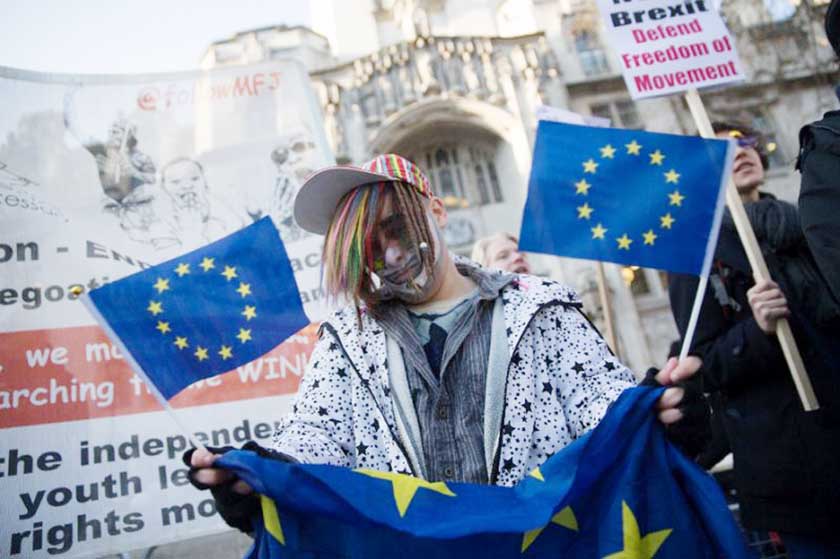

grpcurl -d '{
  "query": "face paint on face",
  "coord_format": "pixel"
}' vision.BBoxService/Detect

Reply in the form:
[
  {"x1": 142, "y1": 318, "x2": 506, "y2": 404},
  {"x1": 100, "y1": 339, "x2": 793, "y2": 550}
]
[{"x1": 367, "y1": 210, "x2": 444, "y2": 305}]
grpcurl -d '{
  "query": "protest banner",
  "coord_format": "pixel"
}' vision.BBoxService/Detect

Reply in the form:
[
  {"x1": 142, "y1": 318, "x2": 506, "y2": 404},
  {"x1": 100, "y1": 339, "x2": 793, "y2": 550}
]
[
  {"x1": 596, "y1": 0, "x2": 746, "y2": 99},
  {"x1": 0, "y1": 60, "x2": 330, "y2": 557}
]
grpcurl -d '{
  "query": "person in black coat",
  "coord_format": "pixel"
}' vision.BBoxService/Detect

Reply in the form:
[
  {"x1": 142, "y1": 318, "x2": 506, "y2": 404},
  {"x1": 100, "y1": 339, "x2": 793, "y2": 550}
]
[
  {"x1": 669, "y1": 121, "x2": 840, "y2": 557},
  {"x1": 797, "y1": 0, "x2": 840, "y2": 307}
]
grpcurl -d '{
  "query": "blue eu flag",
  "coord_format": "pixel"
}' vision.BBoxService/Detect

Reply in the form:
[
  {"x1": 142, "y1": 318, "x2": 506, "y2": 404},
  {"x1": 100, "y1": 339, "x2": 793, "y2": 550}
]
[
  {"x1": 218, "y1": 386, "x2": 751, "y2": 558},
  {"x1": 519, "y1": 122, "x2": 733, "y2": 275},
  {"x1": 85, "y1": 217, "x2": 309, "y2": 400}
]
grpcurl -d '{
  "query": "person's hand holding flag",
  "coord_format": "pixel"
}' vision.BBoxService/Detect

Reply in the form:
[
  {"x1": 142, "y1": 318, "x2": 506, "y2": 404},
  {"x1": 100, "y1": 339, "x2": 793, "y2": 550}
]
[{"x1": 653, "y1": 355, "x2": 703, "y2": 424}]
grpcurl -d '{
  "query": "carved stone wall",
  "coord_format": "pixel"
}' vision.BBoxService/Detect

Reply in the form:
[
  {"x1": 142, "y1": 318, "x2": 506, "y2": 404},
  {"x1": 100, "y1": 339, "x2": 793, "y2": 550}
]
[{"x1": 310, "y1": 32, "x2": 562, "y2": 161}]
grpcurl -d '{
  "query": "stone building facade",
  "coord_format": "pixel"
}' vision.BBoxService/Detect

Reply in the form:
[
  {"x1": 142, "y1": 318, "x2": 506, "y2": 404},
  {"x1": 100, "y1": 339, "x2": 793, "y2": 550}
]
[{"x1": 200, "y1": 0, "x2": 838, "y2": 373}]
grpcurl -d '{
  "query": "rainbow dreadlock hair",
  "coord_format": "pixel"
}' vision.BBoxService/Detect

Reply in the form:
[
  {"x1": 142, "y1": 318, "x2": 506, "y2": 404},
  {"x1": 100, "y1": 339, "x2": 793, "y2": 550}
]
[{"x1": 322, "y1": 180, "x2": 436, "y2": 312}]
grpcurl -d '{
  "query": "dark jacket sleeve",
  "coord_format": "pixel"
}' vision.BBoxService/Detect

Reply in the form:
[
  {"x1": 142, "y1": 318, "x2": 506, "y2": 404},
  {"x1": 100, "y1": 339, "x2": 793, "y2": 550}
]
[
  {"x1": 797, "y1": 115, "x2": 840, "y2": 306},
  {"x1": 695, "y1": 392, "x2": 731, "y2": 470},
  {"x1": 668, "y1": 272, "x2": 784, "y2": 392}
]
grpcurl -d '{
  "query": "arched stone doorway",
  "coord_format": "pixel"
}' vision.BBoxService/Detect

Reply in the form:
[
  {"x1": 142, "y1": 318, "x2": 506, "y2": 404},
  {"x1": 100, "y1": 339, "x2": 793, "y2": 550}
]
[{"x1": 369, "y1": 97, "x2": 532, "y2": 253}]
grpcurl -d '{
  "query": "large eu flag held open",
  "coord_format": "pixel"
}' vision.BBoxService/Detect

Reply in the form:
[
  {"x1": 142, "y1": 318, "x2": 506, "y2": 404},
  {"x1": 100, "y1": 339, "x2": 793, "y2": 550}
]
[
  {"x1": 85, "y1": 217, "x2": 309, "y2": 400},
  {"x1": 218, "y1": 386, "x2": 750, "y2": 558},
  {"x1": 519, "y1": 122, "x2": 733, "y2": 275}
]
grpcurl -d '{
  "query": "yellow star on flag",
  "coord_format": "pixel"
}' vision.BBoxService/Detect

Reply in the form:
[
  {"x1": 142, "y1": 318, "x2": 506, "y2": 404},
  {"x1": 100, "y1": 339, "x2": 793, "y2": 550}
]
[
  {"x1": 575, "y1": 179, "x2": 591, "y2": 195},
  {"x1": 218, "y1": 345, "x2": 233, "y2": 360},
  {"x1": 174, "y1": 336, "x2": 189, "y2": 350},
  {"x1": 521, "y1": 506, "x2": 579, "y2": 552},
  {"x1": 668, "y1": 190, "x2": 685, "y2": 206},
  {"x1": 529, "y1": 467, "x2": 545, "y2": 482},
  {"x1": 602, "y1": 501, "x2": 672, "y2": 559},
  {"x1": 582, "y1": 159, "x2": 598, "y2": 174},
  {"x1": 174, "y1": 262, "x2": 190, "y2": 277},
  {"x1": 617, "y1": 234, "x2": 633, "y2": 250},
  {"x1": 591, "y1": 223, "x2": 607, "y2": 239},
  {"x1": 156, "y1": 321, "x2": 171, "y2": 334},
  {"x1": 356, "y1": 469, "x2": 456, "y2": 517},
  {"x1": 643, "y1": 230, "x2": 657, "y2": 246},
  {"x1": 237, "y1": 282, "x2": 252, "y2": 297},
  {"x1": 625, "y1": 140, "x2": 642, "y2": 155},
  {"x1": 147, "y1": 301, "x2": 163, "y2": 316},
  {"x1": 600, "y1": 144, "x2": 616, "y2": 159},
  {"x1": 237, "y1": 328, "x2": 252, "y2": 343},
  {"x1": 664, "y1": 169, "x2": 680, "y2": 184},
  {"x1": 261, "y1": 496, "x2": 286, "y2": 546},
  {"x1": 200, "y1": 257, "x2": 215, "y2": 272},
  {"x1": 660, "y1": 213, "x2": 675, "y2": 229},
  {"x1": 221, "y1": 266, "x2": 238, "y2": 281},
  {"x1": 194, "y1": 346, "x2": 209, "y2": 361},
  {"x1": 152, "y1": 277, "x2": 170, "y2": 294},
  {"x1": 242, "y1": 305, "x2": 257, "y2": 321},
  {"x1": 649, "y1": 150, "x2": 665, "y2": 166},
  {"x1": 577, "y1": 203, "x2": 594, "y2": 220}
]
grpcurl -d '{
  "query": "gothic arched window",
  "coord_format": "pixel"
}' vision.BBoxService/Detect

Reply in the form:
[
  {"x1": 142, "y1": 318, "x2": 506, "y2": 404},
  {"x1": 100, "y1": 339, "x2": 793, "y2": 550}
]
[{"x1": 413, "y1": 143, "x2": 502, "y2": 209}]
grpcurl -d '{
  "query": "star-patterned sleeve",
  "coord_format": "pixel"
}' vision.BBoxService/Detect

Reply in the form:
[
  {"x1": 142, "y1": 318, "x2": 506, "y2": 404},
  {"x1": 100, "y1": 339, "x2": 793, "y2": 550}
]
[
  {"x1": 539, "y1": 305, "x2": 636, "y2": 439},
  {"x1": 271, "y1": 327, "x2": 355, "y2": 466}
]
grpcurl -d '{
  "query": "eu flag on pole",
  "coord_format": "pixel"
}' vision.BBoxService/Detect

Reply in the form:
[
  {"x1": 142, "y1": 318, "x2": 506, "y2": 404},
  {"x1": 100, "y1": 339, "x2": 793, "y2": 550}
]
[
  {"x1": 217, "y1": 386, "x2": 751, "y2": 559},
  {"x1": 519, "y1": 121, "x2": 733, "y2": 275},
  {"x1": 85, "y1": 217, "x2": 309, "y2": 400}
]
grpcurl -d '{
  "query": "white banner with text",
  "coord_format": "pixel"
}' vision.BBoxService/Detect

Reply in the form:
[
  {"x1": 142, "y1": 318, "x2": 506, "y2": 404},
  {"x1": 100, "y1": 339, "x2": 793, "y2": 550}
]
[
  {"x1": 597, "y1": 0, "x2": 745, "y2": 98},
  {"x1": 0, "y1": 60, "x2": 330, "y2": 558}
]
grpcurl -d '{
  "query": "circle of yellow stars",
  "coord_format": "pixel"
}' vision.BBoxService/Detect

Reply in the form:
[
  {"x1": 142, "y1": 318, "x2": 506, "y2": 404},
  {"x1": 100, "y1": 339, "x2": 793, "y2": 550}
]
[
  {"x1": 574, "y1": 139, "x2": 685, "y2": 251},
  {"x1": 146, "y1": 256, "x2": 257, "y2": 364}
]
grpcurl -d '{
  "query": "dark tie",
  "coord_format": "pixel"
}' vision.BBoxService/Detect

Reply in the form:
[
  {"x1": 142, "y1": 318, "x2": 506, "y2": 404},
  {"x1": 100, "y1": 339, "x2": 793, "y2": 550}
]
[{"x1": 423, "y1": 322, "x2": 448, "y2": 379}]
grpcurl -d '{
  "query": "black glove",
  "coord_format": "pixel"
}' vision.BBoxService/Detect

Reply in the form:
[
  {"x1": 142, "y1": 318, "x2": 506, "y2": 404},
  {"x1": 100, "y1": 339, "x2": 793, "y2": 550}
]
[
  {"x1": 182, "y1": 441, "x2": 296, "y2": 533},
  {"x1": 641, "y1": 368, "x2": 711, "y2": 459}
]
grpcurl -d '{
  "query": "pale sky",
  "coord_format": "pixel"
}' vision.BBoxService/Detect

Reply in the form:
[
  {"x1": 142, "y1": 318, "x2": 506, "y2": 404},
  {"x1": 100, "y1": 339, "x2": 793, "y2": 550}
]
[{"x1": 0, "y1": 1, "x2": 313, "y2": 75}]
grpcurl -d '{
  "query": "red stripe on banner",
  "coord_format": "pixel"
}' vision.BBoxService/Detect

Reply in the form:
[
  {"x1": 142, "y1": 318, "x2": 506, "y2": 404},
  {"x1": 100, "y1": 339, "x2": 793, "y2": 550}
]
[{"x1": 0, "y1": 324, "x2": 319, "y2": 428}]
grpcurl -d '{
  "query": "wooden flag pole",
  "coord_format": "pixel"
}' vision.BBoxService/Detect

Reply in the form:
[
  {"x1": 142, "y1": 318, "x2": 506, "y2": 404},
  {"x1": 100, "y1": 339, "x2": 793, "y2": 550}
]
[
  {"x1": 683, "y1": 88, "x2": 818, "y2": 411},
  {"x1": 595, "y1": 262, "x2": 620, "y2": 356}
]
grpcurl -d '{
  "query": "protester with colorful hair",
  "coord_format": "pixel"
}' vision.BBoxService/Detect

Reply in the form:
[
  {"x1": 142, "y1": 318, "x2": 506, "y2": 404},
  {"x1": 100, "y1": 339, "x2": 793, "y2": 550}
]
[{"x1": 187, "y1": 153, "x2": 707, "y2": 532}]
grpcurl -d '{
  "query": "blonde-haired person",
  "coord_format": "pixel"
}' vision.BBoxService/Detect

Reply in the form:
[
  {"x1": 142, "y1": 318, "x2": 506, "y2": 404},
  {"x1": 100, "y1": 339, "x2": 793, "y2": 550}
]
[
  {"x1": 187, "y1": 154, "x2": 705, "y2": 532},
  {"x1": 471, "y1": 232, "x2": 531, "y2": 275}
]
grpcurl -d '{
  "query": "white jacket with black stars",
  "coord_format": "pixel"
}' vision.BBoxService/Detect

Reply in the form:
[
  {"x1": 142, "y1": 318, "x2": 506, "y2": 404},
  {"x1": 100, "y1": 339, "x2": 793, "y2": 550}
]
[{"x1": 272, "y1": 271, "x2": 636, "y2": 486}]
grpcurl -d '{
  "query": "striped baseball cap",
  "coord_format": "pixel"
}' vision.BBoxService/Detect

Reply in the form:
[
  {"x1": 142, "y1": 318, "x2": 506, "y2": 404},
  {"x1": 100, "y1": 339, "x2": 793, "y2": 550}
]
[{"x1": 293, "y1": 154, "x2": 434, "y2": 235}]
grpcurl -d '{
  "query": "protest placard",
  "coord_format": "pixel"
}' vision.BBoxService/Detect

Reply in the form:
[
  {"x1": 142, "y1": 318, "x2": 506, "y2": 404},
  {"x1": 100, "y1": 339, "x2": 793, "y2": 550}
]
[{"x1": 596, "y1": 0, "x2": 746, "y2": 98}]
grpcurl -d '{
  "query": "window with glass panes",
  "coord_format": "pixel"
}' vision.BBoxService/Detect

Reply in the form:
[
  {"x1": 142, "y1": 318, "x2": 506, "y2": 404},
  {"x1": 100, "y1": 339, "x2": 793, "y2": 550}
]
[
  {"x1": 411, "y1": 143, "x2": 503, "y2": 209},
  {"x1": 574, "y1": 31, "x2": 610, "y2": 77},
  {"x1": 589, "y1": 100, "x2": 643, "y2": 130}
]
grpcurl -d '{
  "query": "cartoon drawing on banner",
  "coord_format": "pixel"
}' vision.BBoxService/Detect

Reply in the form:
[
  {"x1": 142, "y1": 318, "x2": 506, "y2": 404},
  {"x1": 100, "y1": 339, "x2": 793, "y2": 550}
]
[
  {"x1": 160, "y1": 157, "x2": 245, "y2": 246},
  {"x1": 106, "y1": 182, "x2": 180, "y2": 249},
  {"x1": 63, "y1": 105, "x2": 157, "y2": 204},
  {"x1": 0, "y1": 160, "x2": 65, "y2": 223},
  {"x1": 0, "y1": 160, "x2": 38, "y2": 188},
  {"x1": 247, "y1": 130, "x2": 317, "y2": 243}
]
